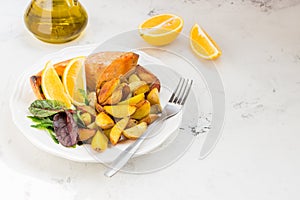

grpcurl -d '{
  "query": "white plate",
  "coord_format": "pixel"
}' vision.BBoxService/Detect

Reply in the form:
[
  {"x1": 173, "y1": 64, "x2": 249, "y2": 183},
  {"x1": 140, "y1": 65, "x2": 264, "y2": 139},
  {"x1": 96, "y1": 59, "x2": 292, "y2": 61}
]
[{"x1": 9, "y1": 44, "x2": 183, "y2": 163}]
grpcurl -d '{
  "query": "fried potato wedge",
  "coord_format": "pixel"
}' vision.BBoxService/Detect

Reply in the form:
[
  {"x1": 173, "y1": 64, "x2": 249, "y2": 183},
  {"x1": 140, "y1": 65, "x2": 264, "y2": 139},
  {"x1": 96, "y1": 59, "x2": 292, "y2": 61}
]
[
  {"x1": 126, "y1": 118, "x2": 139, "y2": 128},
  {"x1": 150, "y1": 104, "x2": 163, "y2": 114},
  {"x1": 121, "y1": 83, "x2": 131, "y2": 100},
  {"x1": 78, "y1": 128, "x2": 96, "y2": 141},
  {"x1": 87, "y1": 122, "x2": 98, "y2": 130},
  {"x1": 128, "y1": 74, "x2": 140, "y2": 83},
  {"x1": 150, "y1": 79, "x2": 161, "y2": 92},
  {"x1": 80, "y1": 112, "x2": 92, "y2": 126},
  {"x1": 95, "y1": 112, "x2": 115, "y2": 129},
  {"x1": 123, "y1": 122, "x2": 147, "y2": 139},
  {"x1": 97, "y1": 78, "x2": 120, "y2": 104},
  {"x1": 77, "y1": 105, "x2": 97, "y2": 117},
  {"x1": 131, "y1": 100, "x2": 151, "y2": 120},
  {"x1": 128, "y1": 80, "x2": 147, "y2": 92},
  {"x1": 110, "y1": 117, "x2": 129, "y2": 145},
  {"x1": 104, "y1": 105, "x2": 136, "y2": 118},
  {"x1": 91, "y1": 130, "x2": 108, "y2": 152},
  {"x1": 140, "y1": 114, "x2": 159, "y2": 125},
  {"x1": 103, "y1": 128, "x2": 111, "y2": 138},
  {"x1": 102, "y1": 86, "x2": 123, "y2": 105},
  {"x1": 147, "y1": 88, "x2": 160, "y2": 105},
  {"x1": 118, "y1": 93, "x2": 145, "y2": 106},
  {"x1": 134, "y1": 84, "x2": 150, "y2": 96},
  {"x1": 136, "y1": 65, "x2": 155, "y2": 84},
  {"x1": 95, "y1": 103, "x2": 104, "y2": 113}
]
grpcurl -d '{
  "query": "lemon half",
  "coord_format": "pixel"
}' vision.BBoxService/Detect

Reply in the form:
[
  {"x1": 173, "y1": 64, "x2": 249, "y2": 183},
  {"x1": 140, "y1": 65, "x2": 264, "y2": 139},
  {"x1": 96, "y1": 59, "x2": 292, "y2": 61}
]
[{"x1": 139, "y1": 13, "x2": 184, "y2": 46}]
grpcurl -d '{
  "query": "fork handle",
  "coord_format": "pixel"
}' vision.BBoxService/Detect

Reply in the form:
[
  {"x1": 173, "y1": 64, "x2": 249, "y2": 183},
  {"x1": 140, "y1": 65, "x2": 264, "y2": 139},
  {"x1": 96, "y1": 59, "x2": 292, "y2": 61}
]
[{"x1": 104, "y1": 117, "x2": 164, "y2": 177}]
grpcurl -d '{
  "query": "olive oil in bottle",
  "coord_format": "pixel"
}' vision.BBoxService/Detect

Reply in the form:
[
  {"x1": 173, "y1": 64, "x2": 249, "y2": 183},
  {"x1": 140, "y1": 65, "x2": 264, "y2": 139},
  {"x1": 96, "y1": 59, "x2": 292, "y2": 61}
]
[{"x1": 24, "y1": 0, "x2": 88, "y2": 43}]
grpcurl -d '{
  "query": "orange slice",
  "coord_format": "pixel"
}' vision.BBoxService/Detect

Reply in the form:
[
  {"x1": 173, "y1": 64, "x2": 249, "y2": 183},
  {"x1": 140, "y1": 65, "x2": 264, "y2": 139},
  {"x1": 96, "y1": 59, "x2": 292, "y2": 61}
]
[
  {"x1": 41, "y1": 61, "x2": 73, "y2": 108},
  {"x1": 190, "y1": 23, "x2": 221, "y2": 60},
  {"x1": 139, "y1": 13, "x2": 183, "y2": 46},
  {"x1": 62, "y1": 56, "x2": 86, "y2": 106}
]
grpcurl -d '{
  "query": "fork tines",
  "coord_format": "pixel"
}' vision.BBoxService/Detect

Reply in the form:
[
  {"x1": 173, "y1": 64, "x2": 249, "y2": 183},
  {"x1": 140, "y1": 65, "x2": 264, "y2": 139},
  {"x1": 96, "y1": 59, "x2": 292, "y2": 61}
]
[{"x1": 169, "y1": 78, "x2": 193, "y2": 105}]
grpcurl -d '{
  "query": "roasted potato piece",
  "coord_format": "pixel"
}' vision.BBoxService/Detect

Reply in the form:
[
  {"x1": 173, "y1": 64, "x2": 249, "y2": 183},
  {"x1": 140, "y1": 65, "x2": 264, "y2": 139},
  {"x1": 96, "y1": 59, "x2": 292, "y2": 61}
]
[
  {"x1": 123, "y1": 122, "x2": 147, "y2": 139},
  {"x1": 95, "y1": 112, "x2": 115, "y2": 129},
  {"x1": 80, "y1": 112, "x2": 92, "y2": 126},
  {"x1": 110, "y1": 117, "x2": 129, "y2": 145},
  {"x1": 124, "y1": 92, "x2": 132, "y2": 100},
  {"x1": 103, "y1": 128, "x2": 111, "y2": 138},
  {"x1": 128, "y1": 81, "x2": 147, "y2": 92},
  {"x1": 97, "y1": 78, "x2": 120, "y2": 104},
  {"x1": 131, "y1": 100, "x2": 151, "y2": 120},
  {"x1": 136, "y1": 65, "x2": 160, "y2": 87},
  {"x1": 95, "y1": 103, "x2": 104, "y2": 113},
  {"x1": 87, "y1": 122, "x2": 98, "y2": 130},
  {"x1": 102, "y1": 86, "x2": 123, "y2": 105},
  {"x1": 126, "y1": 118, "x2": 139, "y2": 128},
  {"x1": 118, "y1": 93, "x2": 145, "y2": 105},
  {"x1": 140, "y1": 114, "x2": 159, "y2": 125},
  {"x1": 121, "y1": 84, "x2": 131, "y2": 100},
  {"x1": 78, "y1": 128, "x2": 96, "y2": 141},
  {"x1": 77, "y1": 105, "x2": 97, "y2": 117},
  {"x1": 135, "y1": 98, "x2": 146, "y2": 108},
  {"x1": 91, "y1": 130, "x2": 108, "y2": 152},
  {"x1": 134, "y1": 84, "x2": 150, "y2": 96},
  {"x1": 104, "y1": 105, "x2": 136, "y2": 118},
  {"x1": 150, "y1": 79, "x2": 161, "y2": 92},
  {"x1": 150, "y1": 104, "x2": 162, "y2": 114},
  {"x1": 128, "y1": 74, "x2": 140, "y2": 83},
  {"x1": 147, "y1": 88, "x2": 160, "y2": 105}
]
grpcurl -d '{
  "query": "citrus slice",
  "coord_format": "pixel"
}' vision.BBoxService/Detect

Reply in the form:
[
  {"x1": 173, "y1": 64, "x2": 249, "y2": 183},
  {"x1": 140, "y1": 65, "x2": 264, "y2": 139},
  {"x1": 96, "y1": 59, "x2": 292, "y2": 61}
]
[
  {"x1": 139, "y1": 13, "x2": 183, "y2": 46},
  {"x1": 41, "y1": 61, "x2": 73, "y2": 108},
  {"x1": 62, "y1": 56, "x2": 86, "y2": 106},
  {"x1": 190, "y1": 23, "x2": 222, "y2": 60}
]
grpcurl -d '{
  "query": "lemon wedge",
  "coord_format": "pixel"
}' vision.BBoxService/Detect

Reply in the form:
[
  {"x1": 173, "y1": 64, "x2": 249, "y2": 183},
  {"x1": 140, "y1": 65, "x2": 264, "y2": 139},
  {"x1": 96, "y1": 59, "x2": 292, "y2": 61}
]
[
  {"x1": 41, "y1": 61, "x2": 73, "y2": 108},
  {"x1": 190, "y1": 23, "x2": 222, "y2": 60},
  {"x1": 62, "y1": 56, "x2": 87, "y2": 106},
  {"x1": 139, "y1": 13, "x2": 183, "y2": 46}
]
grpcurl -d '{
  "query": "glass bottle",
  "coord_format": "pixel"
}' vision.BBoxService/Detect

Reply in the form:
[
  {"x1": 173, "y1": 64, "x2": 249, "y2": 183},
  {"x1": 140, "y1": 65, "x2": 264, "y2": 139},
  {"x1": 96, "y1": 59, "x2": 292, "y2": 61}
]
[{"x1": 24, "y1": 0, "x2": 88, "y2": 43}]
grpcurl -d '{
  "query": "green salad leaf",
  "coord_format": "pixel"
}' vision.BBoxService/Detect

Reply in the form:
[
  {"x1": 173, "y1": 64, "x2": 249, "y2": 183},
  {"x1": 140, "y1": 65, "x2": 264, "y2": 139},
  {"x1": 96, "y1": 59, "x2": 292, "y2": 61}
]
[
  {"x1": 28, "y1": 99, "x2": 66, "y2": 118},
  {"x1": 27, "y1": 116, "x2": 59, "y2": 144}
]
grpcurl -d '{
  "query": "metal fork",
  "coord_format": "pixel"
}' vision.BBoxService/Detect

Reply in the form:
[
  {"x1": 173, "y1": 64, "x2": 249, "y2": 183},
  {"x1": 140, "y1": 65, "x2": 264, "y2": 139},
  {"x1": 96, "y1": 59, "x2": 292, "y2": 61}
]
[{"x1": 104, "y1": 78, "x2": 193, "y2": 177}]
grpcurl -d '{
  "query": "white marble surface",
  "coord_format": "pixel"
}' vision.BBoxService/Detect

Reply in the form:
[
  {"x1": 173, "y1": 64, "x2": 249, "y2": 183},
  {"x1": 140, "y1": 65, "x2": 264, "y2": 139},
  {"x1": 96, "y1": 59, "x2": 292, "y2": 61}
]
[{"x1": 1, "y1": 0, "x2": 300, "y2": 199}]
